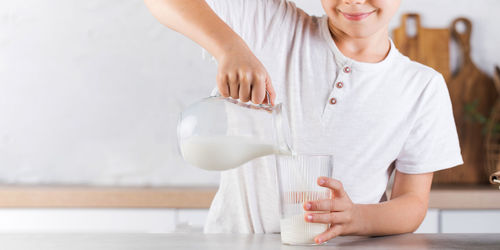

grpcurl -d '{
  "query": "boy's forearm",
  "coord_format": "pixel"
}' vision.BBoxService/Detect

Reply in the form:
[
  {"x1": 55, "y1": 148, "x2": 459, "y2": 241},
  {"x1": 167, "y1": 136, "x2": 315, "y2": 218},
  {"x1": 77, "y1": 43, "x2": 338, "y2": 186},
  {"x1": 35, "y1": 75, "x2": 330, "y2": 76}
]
[
  {"x1": 144, "y1": 0, "x2": 248, "y2": 60},
  {"x1": 347, "y1": 193, "x2": 428, "y2": 236}
]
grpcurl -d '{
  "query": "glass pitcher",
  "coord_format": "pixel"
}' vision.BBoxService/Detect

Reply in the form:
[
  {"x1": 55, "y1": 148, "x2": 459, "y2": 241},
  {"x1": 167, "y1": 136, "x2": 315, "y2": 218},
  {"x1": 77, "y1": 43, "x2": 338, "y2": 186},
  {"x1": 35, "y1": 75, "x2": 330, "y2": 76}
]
[{"x1": 177, "y1": 89, "x2": 294, "y2": 171}]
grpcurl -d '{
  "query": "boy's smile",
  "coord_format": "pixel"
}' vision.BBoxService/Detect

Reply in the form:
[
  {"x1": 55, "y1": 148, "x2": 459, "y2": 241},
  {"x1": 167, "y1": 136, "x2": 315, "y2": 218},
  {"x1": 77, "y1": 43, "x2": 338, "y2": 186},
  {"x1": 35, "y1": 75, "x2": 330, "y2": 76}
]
[
  {"x1": 321, "y1": 0, "x2": 401, "y2": 38},
  {"x1": 338, "y1": 9, "x2": 377, "y2": 21}
]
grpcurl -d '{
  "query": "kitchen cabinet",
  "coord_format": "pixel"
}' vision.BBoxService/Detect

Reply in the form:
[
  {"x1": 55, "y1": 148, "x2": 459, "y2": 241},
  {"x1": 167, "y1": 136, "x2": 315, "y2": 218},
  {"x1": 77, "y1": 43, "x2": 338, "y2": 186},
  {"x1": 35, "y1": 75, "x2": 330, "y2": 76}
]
[
  {"x1": 0, "y1": 208, "x2": 499, "y2": 233},
  {"x1": 415, "y1": 209, "x2": 439, "y2": 233},
  {"x1": 175, "y1": 209, "x2": 209, "y2": 232},
  {"x1": 0, "y1": 209, "x2": 177, "y2": 233},
  {"x1": 0, "y1": 186, "x2": 498, "y2": 233},
  {"x1": 441, "y1": 210, "x2": 500, "y2": 233},
  {"x1": 417, "y1": 209, "x2": 500, "y2": 233}
]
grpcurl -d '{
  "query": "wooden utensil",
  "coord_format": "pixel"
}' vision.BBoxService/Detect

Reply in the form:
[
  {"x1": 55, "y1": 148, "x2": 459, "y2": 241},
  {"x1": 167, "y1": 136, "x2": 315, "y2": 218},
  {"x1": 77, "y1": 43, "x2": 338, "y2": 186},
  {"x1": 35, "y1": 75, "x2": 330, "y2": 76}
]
[
  {"x1": 393, "y1": 13, "x2": 451, "y2": 82},
  {"x1": 485, "y1": 66, "x2": 500, "y2": 180},
  {"x1": 490, "y1": 171, "x2": 500, "y2": 185},
  {"x1": 433, "y1": 18, "x2": 498, "y2": 184}
]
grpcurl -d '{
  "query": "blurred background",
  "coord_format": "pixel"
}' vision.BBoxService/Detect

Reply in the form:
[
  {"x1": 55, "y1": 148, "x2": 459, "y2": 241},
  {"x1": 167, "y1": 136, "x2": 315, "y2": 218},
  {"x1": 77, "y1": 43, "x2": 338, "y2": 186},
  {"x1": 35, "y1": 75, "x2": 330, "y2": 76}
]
[{"x1": 0, "y1": 0, "x2": 499, "y2": 234}]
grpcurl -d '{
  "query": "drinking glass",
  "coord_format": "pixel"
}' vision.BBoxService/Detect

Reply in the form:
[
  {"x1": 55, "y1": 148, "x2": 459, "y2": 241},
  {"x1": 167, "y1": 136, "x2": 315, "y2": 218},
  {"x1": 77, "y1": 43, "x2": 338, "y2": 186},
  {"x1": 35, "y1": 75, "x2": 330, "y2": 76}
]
[{"x1": 276, "y1": 154, "x2": 333, "y2": 245}]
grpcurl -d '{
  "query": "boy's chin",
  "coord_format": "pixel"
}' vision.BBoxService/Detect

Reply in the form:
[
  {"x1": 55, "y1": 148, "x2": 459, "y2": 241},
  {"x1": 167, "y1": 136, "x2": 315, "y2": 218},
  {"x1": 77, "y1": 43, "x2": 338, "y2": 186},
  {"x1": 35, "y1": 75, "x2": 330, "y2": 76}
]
[{"x1": 341, "y1": 27, "x2": 381, "y2": 39}]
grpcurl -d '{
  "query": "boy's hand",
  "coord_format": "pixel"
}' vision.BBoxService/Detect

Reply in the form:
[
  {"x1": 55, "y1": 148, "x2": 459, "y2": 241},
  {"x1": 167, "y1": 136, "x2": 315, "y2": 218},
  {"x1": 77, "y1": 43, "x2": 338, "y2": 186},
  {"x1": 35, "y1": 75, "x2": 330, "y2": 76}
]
[
  {"x1": 143, "y1": 0, "x2": 276, "y2": 105},
  {"x1": 216, "y1": 46, "x2": 276, "y2": 105},
  {"x1": 303, "y1": 177, "x2": 360, "y2": 244}
]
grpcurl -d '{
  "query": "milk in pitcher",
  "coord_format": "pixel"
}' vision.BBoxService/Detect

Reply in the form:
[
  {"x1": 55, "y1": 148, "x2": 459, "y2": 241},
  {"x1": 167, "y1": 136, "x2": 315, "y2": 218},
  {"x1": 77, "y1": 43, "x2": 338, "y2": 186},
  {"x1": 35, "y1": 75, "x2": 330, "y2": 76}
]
[{"x1": 180, "y1": 135, "x2": 291, "y2": 171}]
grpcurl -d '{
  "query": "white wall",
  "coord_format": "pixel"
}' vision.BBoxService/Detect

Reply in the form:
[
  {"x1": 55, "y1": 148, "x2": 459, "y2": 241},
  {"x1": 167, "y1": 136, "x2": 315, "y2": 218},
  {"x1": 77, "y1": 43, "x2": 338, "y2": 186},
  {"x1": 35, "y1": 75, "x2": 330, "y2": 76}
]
[
  {"x1": 0, "y1": 0, "x2": 219, "y2": 186},
  {"x1": 0, "y1": 0, "x2": 499, "y2": 186}
]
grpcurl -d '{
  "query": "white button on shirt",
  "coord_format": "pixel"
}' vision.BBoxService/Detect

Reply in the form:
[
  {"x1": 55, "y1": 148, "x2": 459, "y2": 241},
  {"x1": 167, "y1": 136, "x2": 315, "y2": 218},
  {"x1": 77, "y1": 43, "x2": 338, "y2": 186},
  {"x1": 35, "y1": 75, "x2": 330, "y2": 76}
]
[{"x1": 203, "y1": 0, "x2": 463, "y2": 234}]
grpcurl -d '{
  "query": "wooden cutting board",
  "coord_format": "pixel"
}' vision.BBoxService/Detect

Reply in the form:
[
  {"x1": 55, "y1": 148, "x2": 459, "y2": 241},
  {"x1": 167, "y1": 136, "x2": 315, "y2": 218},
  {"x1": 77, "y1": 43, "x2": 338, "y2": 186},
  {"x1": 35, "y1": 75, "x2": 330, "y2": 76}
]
[
  {"x1": 433, "y1": 18, "x2": 498, "y2": 184},
  {"x1": 393, "y1": 14, "x2": 497, "y2": 184},
  {"x1": 483, "y1": 67, "x2": 500, "y2": 180},
  {"x1": 393, "y1": 13, "x2": 451, "y2": 82}
]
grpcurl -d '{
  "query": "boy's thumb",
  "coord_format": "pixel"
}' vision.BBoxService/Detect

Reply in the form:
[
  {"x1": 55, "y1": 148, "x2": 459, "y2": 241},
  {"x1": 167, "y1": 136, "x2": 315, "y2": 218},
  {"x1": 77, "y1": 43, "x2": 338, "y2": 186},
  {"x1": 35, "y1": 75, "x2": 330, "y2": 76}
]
[{"x1": 265, "y1": 78, "x2": 276, "y2": 106}]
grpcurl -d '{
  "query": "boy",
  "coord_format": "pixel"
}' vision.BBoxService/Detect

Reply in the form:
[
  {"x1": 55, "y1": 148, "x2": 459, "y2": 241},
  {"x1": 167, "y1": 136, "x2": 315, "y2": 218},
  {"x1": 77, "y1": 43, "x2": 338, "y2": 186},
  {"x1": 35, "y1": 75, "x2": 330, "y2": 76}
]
[{"x1": 145, "y1": 0, "x2": 463, "y2": 244}]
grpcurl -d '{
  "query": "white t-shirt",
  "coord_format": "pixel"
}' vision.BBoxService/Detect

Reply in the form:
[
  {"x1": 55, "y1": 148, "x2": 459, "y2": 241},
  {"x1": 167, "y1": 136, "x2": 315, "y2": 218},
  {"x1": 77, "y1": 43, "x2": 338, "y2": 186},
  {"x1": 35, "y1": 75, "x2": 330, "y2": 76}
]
[{"x1": 203, "y1": 0, "x2": 463, "y2": 234}]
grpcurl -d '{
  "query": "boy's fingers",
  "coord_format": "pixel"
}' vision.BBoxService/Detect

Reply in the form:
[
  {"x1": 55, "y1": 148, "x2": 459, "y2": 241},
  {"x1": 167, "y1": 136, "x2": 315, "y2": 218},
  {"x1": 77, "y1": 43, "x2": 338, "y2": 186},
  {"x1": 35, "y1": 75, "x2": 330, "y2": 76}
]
[
  {"x1": 265, "y1": 77, "x2": 276, "y2": 106},
  {"x1": 315, "y1": 224, "x2": 343, "y2": 244},
  {"x1": 251, "y1": 74, "x2": 266, "y2": 104},
  {"x1": 239, "y1": 71, "x2": 252, "y2": 102},
  {"x1": 318, "y1": 177, "x2": 346, "y2": 198},
  {"x1": 305, "y1": 211, "x2": 350, "y2": 224},
  {"x1": 217, "y1": 73, "x2": 230, "y2": 97},
  {"x1": 304, "y1": 198, "x2": 347, "y2": 212},
  {"x1": 266, "y1": 76, "x2": 276, "y2": 106},
  {"x1": 227, "y1": 72, "x2": 239, "y2": 99}
]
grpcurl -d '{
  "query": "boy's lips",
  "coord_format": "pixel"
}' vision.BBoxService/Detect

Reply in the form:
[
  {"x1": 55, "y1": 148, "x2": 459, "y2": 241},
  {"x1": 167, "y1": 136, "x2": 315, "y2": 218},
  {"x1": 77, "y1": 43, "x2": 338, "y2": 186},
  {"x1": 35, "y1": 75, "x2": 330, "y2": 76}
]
[{"x1": 339, "y1": 10, "x2": 376, "y2": 21}]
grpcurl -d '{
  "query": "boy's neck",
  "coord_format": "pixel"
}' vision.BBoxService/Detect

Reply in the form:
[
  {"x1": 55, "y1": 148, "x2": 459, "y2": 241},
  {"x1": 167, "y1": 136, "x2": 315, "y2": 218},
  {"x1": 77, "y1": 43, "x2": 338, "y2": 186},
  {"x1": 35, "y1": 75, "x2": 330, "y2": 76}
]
[{"x1": 328, "y1": 20, "x2": 391, "y2": 63}]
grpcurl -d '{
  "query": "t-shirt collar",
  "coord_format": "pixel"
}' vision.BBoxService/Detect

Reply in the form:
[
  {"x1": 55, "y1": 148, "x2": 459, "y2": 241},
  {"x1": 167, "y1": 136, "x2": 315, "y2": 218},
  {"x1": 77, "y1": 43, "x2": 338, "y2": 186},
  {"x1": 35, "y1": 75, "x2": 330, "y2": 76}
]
[{"x1": 320, "y1": 15, "x2": 396, "y2": 72}]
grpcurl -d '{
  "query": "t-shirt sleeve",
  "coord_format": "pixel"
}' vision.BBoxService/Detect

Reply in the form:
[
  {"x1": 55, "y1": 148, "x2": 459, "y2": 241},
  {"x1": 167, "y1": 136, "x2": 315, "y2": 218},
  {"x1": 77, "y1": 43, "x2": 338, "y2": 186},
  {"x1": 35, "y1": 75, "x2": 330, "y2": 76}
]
[{"x1": 395, "y1": 73, "x2": 464, "y2": 174}]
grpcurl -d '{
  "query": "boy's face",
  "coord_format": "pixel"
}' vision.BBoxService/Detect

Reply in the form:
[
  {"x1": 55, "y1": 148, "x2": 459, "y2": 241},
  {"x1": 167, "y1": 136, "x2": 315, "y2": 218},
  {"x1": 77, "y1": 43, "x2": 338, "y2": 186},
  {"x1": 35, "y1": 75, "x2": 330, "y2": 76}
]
[{"x1": 321, "y1": 0, "x2": 400, "y2": 38}]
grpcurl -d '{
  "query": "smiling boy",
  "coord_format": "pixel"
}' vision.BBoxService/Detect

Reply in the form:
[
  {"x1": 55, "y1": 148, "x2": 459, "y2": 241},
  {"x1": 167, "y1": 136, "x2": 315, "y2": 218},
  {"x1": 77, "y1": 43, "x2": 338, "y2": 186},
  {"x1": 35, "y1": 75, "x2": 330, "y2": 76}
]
[{"x1": 145, "y1": 0, "x2": 463, "y2": 243}]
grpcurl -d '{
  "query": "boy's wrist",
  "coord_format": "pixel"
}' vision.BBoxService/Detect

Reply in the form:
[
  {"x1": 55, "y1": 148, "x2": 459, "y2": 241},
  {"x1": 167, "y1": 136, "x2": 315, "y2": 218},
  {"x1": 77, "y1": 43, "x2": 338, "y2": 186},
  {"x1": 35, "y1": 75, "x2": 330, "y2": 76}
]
[
  {"x1": 344, "y1": 203, "x2": 370, "y2": 236},
  {"x1": 212, "y1": 36, "x2": 251, "y2": 62}
]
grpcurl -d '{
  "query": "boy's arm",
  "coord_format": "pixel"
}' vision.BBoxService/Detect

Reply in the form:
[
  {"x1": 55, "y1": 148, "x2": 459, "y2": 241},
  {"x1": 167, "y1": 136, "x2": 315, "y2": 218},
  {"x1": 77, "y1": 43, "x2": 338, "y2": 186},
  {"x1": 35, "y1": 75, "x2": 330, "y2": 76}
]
[
  {"x1": 144, "y1": 0, "x2": 239, "y2": 62},
  {"x1": 304, "y1": 171, "x2": 433, "y2": 243},
  {"x1": 143, "y1": 0, "x2": 275, "y2": 104},
  {"x1": 350, "y1": 170, "x2": 433, "y2": 235}
]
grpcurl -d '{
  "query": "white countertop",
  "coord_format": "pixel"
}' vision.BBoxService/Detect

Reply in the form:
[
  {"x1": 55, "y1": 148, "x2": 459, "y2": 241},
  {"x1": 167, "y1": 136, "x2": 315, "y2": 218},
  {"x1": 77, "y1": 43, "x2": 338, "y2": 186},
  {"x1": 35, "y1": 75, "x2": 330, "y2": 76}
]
[{"x1": 0, "y1": 233, "x2": 499, "y2": 250}]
